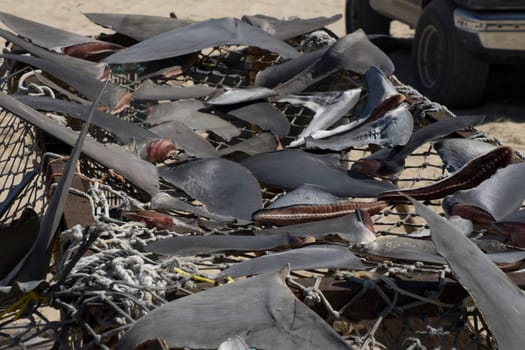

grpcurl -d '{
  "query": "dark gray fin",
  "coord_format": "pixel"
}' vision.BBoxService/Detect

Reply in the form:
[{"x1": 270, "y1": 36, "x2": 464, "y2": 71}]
[
  {"x1": 280, "y1": 89, "x2": 362, "y2": 146},
  {"x1": 105, "y1": 17, "x2": 299, "y2": 64},
  {"x1": 133, "y1": 79, "x2": 218, "y2": 101},
  {"x1": 434, "y1": 138, "x2": 497, "y2": 173},
  {"x1": 3, "y1": 54, "x2": 131, "y2": 113},
  {"x1": 274, "y1": 29, "x2": 394, "y2": 98},
  {"x1": 14, "y1": 95, "x2": 153, "y2": 145},
  {"x1": 159, "y1": 158, "x2": 262, "y2": 221},
  {"x1": 0, "y1": 12, "x2": 119, "y2": 54},
  {"x1": 145, "y1": 234, "x2": 297, "y2": 256},
  {"x1": 408, "y1": 194, "x2": 525, "y2": 350},
  {"x1": 0, "y1": 93, "x2": 159, "y2": 199},
  {"x1": 116, "y1": 266, "x2": 352, "y2": 349},
  {"x1": 306, "y1": 104, "x2": 413, "y2": 151},
  {"x1": 218, "y1": 132, "x2": 280, "y2": 159},
  {"x1": 84, "y1": 12, "x2": 193, "y2": 41},
  {"x1": 219, "y1": 245, "x2": 364, "y2": 278},
  {"x1": 145, "y1": 100, "x2": 241, "y2": 141},
  {"x1": 396, "y1": 115, "x2": 485, "y2": 159},
  {"x1": 242, "y1": 14, "x2": 342, "y2": 40},
  {"x1": 254, "y1": 47, "x2": 328, "y2": 88},
  {"x1": 149, "y1": 121, "x2": 219, "y2": 158},
  {"x1": 241, "y1": 149, "x2": 396, "y2": 197},
  {"x1": 222, "y1": 102, "x2": 290, "y2": 138},
  {"x1": 0, "y1": 28, "x2": 109, "y2": 80}
]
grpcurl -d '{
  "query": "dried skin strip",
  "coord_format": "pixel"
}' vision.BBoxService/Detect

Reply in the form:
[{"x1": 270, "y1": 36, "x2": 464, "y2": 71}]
[
  {"x1": 253, "y1": 200, "x2": 387, "y2": 226},
  {"x1": 379, "y1": 146, "x2": 514, "y2": 202}
]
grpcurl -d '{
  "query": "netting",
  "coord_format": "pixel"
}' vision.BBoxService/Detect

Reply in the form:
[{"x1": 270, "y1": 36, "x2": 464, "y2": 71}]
[{"x1": 0, "y1": 28, "x2": 520, "y2": 349}]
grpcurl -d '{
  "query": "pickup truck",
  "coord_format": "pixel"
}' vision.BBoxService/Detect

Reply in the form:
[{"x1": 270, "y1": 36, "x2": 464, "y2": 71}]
[{"x1": 346, "y1": 0, "x2": 525, "y2": 107}]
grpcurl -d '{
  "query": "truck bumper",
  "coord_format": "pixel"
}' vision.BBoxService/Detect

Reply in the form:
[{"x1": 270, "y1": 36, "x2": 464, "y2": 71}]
[{"x1": 454, "y1": 7, "x2": 525, "y2": 59}]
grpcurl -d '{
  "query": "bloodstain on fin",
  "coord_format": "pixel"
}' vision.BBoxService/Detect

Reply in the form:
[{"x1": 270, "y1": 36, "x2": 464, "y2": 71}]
[
  {"x1": 139, "y1": 139, "x2": 177, "y2": 163},
  {"x1": 445, "y1": 203, "x2": 495, "y2": 228},
  {"x1": 62, "y1": 42, "x2": 123, "y2": 61}
]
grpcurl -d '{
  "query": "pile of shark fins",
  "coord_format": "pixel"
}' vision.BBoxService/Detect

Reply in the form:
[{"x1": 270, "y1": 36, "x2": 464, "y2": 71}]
[{"x1": 0, "y1": 10, "x2": 524, "y2": 350}]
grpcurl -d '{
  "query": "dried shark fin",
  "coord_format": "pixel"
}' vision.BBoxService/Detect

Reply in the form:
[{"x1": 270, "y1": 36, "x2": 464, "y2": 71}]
[
  {"x1": 0, "y1": 93, "x2": 159, "y2": 199},
  {"x1": 352, "y1": 114, "x2": 486, "y2": 177},
  {"x1": 1, "y1": 81, "x2": 108, "y2": 285},
  {"x1": 15, "y1": 95, "x2": 152, "y2": 145},
  {"x1": 105, "y1": 17, "x2": 300, "y2": 64},
  {"x1": 407, "y1": 194, "x2": 525, "y2": 350},
  {"x1": 274, "y1": 29, "x2": 394, "y2": 98},
  {"x1": 241, "y1": 149, "x2": 397, "y2": 197},
  {"x1": 145, "y1": 100, "x2": 241, "y2": 141},
  {"x1": 266, "y1": 183, "x2": 345, "y2": 209},
  {"x1": 242, "y1": 14, "x2": 342, "y2": 40},
  {"x1": 207, "y1": 87, "x2": 277, "y2": 105},
  {"x1": 255, "y1": 47, "x2": 328, "y2": 88},
  {"x1": 310, "y1": 66, "x2": 400, "y2": 140},
  {"x1": 116, "y1": 265, "x2": 352, "y2": 349},
  {"x1": 363, "y1": 236, "x2": 446, "y2": 265},
  {"x1": 280, "y1": 89, "x2": 362, "y2": 147},
  {"x1": 2, "y1": 54, "x2": 131, "y2": 113},
  {"x1": 218, "y1": 132, "x2": 280, "y2": 159},
  {"x1": 0, "y1": 12, "x2": 121, "y2": 58},
  {"x1": 0, "y1": 28, "x2": 109, "y2": 80},
  {"x1": 132, "y1": 79, "x2": 218, "y2": 101},
  {"x1": 159, "y1": 158, "x2": 262, "y2": 221},
  {"x1": 305, "y1": 103, "x2": 414, "y2": 151},
  {"x1": 443, "y1": 163, "x2": 525, "y2": 226},
  {"x1": 219, "y1": 101, "x2": 290, "y2": 138},
  {"x1": 434, "y1": 138, "x2": 497, "y2": 174},
  {"x1": 84, "y1": 12, "x2": 194, "y2": 42},
  {"x1": 218, "y1": 245, "x2": 365, "y2": 278},
  {"x1": 145, "y1": 234, "x2": 301, "y2": 257},
  {"x1": 148, "y1": 121, "x2": 219, "y2": 158}
]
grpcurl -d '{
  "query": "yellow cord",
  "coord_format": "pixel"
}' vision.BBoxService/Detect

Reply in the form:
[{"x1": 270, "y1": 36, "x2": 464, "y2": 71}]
[
  {"x1": 174, "y1": 267, "x2": 217, "y2": 285},
  {"x1": 174, "y1": 268, "x2": 235, "y2": 285},
  {"x1": 0, "y1": 290, "x2": 46, "y2": 321}
]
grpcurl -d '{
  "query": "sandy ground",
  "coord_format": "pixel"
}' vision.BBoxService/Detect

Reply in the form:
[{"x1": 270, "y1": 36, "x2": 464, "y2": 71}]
[{"x1": 0, "y1": 0, "x2": 524, "y2": 153}]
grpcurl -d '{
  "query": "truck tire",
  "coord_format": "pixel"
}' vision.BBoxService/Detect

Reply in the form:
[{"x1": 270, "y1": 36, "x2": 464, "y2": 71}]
[
  {"x1": 345, "y1": 0, "x2": 391, "y2": 35},
  {"x1": 412, "y1": 0, "x2": 488, "y2": 107}
]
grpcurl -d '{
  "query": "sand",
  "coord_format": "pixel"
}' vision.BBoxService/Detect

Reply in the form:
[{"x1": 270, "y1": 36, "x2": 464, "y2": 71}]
[{"x1": 0, "y1": 0, "x2": 523, "y2": 154}]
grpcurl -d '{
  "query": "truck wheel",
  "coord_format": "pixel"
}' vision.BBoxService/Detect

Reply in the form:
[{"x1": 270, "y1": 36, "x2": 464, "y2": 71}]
[
  {"x1": 412, "y1": 0, "x2": 488, "y2": 107},
  {"x1": 345, "y1": 0, "x2": 391, "y2": 34}
]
